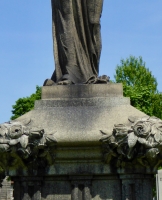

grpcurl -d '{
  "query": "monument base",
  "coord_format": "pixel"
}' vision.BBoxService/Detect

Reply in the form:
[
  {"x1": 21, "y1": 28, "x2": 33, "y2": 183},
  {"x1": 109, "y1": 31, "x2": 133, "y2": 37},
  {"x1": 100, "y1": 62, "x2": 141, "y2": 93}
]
[
  {"x1": 12, "y1": 174, "x2": 153, "y2": 200},
  {"x1": 1, "y1": 84, "x2": 155, "y2": 199}
]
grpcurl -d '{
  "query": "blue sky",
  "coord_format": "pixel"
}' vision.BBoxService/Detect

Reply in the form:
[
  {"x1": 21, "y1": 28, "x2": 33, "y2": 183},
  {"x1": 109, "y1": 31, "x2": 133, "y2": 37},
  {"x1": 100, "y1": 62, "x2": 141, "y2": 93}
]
[{"x1": 0, "y1": 0, "x2": 162, "y2": 123}]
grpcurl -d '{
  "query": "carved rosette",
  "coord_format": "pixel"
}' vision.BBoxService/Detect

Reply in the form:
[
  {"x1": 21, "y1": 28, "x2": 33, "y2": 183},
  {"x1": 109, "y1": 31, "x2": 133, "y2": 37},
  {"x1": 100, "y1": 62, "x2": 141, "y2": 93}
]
[
  {"x1": 0, "y1": 119, "x2": 57, "y2": 175},
  {"x1": 100, "y1": 116, "x2": 162, "y2": 171}
]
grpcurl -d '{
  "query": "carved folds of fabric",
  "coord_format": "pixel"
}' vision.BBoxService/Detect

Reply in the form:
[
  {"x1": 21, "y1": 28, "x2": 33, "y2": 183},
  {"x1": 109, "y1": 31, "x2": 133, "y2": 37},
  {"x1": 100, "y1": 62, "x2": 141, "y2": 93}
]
[{"x1": 51, "y1": 0, "x2": 103, "y2": 84}]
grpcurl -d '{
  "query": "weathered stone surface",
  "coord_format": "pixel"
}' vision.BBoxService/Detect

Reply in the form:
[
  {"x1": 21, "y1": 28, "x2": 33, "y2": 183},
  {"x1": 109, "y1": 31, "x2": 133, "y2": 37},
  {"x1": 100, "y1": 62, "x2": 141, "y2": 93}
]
[
  {"x1": 6, "y1": 85, "x2": 146, "y2": 175},
  {"x1": 35, "y1": 97, "x2": 130, "y2": 108},
  {"x1": 91, "y1": 176, "x2": 121, "y2": 200},
  {"x1": 100, "y1": 116, "x2": 162, "y2": 172},
  {"x1": 51, "y1": 0, "x2": 103, "y2": 84},
  {"x1": 16, "y1": 84, "x2": 145, "y2": 147},
  {"x1": 120, "y1": 174, "x2": 153, "y2": 200},
  {"x1": 12, "y1": 174, "x2": 153, "y2": 200},
  {"x1": 0, "y1": 120, "x2": 57, "y2": 175},
  {"x1": 18, "y1": 106, "x2": 144, "y2": 145},
  {"x1": 41, "y1": 83, "x2": 124, "y2": 99},
  {"x1": 0, "y1": 84, "x2": 155, "y2": 199}
]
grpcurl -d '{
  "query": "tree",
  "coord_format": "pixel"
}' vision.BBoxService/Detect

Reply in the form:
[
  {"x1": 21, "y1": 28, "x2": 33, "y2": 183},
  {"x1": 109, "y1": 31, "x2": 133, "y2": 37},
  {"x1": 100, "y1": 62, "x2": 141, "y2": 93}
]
[
  {"x1": 11, "y1": 86, "x2": 41, "y2": 120},
  {"x1": 114, "y1": 56, "x2": 162, "y2": 119}
]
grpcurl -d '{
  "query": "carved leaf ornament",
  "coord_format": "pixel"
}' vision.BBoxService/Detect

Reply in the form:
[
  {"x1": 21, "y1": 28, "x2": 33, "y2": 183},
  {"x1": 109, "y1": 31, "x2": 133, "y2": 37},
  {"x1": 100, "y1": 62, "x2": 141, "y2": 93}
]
[
  {"x1": 0, "y1": 119, "x2": 57, "y2": 173},
  {"x1": 100, "y1": 116, "x2": 162, "y2": 170},
  {"x1": 128, "y1": 132, "x2": 138, "y2": 148}
]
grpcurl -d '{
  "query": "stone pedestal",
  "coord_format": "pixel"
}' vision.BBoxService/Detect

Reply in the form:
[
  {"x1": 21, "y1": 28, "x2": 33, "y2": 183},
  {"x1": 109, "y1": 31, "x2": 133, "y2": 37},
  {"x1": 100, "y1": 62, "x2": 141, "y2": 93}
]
[
  {"x1": 121, "y1": 174, "x2": 153, "y2": 200},
  {"x1": 0, "y1": 84, "x2": 155, "y2": 199},
  {"x1": 12, "y1": 174, "x2": 153, "y2": 200}
]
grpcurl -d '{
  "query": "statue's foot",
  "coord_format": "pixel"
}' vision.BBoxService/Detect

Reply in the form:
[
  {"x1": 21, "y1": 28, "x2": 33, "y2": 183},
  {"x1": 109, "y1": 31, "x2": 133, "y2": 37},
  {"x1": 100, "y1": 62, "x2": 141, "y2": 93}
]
[
  {"x1": 43, "y1": 79, "x2": 56, "y2": 86},
  {"x1": 86, "y1": 75, "x2": 110, "y2": 84},
  {"x1": 96, "y1": 75, "x2": 110, "y2": 84},
  {"x1": 57, "y1": 79, "x2": 73, "y2": 85},
  {"x1": 57, "y1": 74, "x2": 73, "y2": 85}
]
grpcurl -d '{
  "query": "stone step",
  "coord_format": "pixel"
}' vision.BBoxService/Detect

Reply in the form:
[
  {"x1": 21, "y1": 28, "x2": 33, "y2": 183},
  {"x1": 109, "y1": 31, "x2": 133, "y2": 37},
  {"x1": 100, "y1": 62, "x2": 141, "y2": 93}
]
[
  {"x1": 41, "y1": 83, "x2": 123, "y2": 99},
  {"x1": 35, "y1": 96, "x2": 130, "y2": 108}
]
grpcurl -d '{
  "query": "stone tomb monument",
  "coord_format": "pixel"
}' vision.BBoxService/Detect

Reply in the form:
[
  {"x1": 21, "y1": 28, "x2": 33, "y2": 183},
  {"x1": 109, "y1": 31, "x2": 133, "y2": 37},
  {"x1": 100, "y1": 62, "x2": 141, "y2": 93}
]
[
  {"x1": 0, "y1": 84, "x2": 160, "y2": 200},
  {"x1": 0, "y1": 1, "x2": 162, "y2": 199}
]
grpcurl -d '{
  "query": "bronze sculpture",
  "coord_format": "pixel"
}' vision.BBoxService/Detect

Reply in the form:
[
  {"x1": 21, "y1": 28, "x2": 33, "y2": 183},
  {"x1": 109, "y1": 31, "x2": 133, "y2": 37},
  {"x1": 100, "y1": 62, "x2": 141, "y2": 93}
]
[{"x1": 50, "y1": 0, "x2": 107, "y2": 85}]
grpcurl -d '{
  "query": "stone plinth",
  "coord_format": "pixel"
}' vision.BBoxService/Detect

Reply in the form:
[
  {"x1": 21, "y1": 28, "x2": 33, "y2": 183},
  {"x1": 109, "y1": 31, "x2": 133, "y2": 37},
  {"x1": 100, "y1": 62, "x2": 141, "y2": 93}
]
[
  {"x1": 41, "y1": 83, "x2": 124, "y2": 99},
  {"x1": 17, "y1": 84, "x2": 145, "y2": 146},
  {"x1": 0, "y1": 84, "x2": 154, "y2": 200}
]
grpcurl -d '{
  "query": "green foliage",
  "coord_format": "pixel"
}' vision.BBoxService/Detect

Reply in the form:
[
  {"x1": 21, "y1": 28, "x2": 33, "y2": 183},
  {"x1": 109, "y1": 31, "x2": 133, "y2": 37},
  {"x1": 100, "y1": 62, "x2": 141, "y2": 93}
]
[
  {"x1": 115, "y1": 56, "x2": 157, "y2": 92},
  {"x1": 151, "y1": 92, "x2": 162, "y2": 119},
  {"x1": 11, "y1": 86, "x2": 41, "y2": 120},
  {"x1": 115, "y1": 56, "x2": 162, "y2": 119}
]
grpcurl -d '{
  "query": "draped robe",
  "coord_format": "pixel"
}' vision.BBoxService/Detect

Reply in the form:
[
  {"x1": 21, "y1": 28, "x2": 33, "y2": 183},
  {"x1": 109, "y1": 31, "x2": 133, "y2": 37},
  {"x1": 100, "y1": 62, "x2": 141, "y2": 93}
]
[{"x1": 51, "y1": 0, "x2": 103, "y2": 84}]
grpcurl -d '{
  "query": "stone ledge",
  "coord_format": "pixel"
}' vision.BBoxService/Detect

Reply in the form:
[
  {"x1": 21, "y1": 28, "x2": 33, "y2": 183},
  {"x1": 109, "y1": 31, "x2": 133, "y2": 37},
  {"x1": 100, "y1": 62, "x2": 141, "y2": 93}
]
[
  {"x1": 16, "y1": 104, "x2": 146, "y2": 143},
  {"x1": 35, "y1": 97, "x2": 130, "y2": 108},
  {"x1": 41, "y1": 83, "x2": 123, "y2": 99}
]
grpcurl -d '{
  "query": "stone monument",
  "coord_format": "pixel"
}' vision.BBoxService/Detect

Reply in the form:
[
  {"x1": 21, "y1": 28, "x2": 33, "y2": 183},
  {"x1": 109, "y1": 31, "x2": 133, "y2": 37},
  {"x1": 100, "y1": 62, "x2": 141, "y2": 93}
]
[{"x1": 0, "y1": 1, "x2": 161, "y2": 199}]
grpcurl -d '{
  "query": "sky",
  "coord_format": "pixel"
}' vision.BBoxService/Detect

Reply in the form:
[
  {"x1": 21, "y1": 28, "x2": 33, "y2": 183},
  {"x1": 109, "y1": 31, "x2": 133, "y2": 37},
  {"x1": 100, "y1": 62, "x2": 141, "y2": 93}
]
[{"x1": 0, "y1": 0, "x2": 162, "y2": 123}]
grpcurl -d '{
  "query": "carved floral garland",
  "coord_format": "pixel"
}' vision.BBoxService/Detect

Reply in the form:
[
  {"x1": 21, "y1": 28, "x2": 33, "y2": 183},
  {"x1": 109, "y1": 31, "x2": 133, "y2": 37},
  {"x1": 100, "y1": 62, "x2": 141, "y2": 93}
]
[
  {"x1": 0, "y1": 119, "x2": 57, "y2": 174},
  {"x1": 100, "y1": 116, "x2": 162, "y2": 171}
]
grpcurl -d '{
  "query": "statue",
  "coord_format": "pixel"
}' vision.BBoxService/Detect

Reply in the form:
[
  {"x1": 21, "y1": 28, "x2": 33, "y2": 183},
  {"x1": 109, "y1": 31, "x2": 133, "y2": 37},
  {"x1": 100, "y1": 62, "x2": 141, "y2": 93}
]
[{"x1": 46, "y1": 0, "x2": 109, "y2": 85}]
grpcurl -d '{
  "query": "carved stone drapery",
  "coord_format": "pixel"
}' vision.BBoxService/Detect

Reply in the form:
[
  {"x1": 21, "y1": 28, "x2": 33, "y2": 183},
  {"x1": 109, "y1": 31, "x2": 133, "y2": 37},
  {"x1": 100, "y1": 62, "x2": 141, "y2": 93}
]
[
  {"x1": 100, "y1": 116, "x2": 162, "y2": 172},
  {"x1": 0, "y1": 119, "x2": 57, "y2": 175},
  {"x1": 51, "y1": 0, "x2": 103, "y2": 84},
  {"x1": 43, "y1": 0, "x2": 110, "y2": 85}
]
